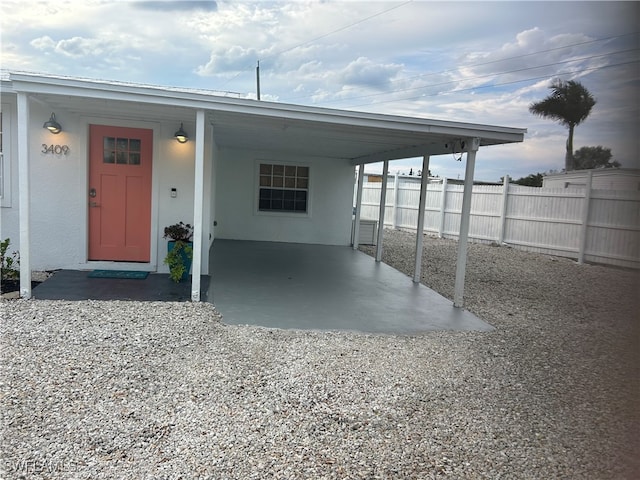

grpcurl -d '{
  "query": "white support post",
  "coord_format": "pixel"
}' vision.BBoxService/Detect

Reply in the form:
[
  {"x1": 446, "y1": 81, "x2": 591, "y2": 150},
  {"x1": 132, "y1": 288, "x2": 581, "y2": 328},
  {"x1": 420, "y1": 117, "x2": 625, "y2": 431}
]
[
  {"x1": 577, "y1": 170, "x2": 593, "y2": 264},
  {"x1": 392, "y1": 173, "x2": 400, "y2": 229},
  {"x1": 17, "y1": 93, "x2": 31, "y2": 299},
  {"x1": 353, "y1": 164, "x2": 365, "y2": 250},
  {"x1": 438, "y1": 177, "x2": 448, "y2": 238},
  {"x1": 498, "y1": 174, "x2": 510, "y2": 244},
  {"x1": 375, "y1": 160, "x2": 389, "y2": 262},
  {"x1": 413, "y1": 156, "x2": 430, "y2": 283},
  {"x1": 453, "y1": 138, "x2": 480, "y2": 308},
  {"x1": 191, "y1": 109, "x2": 206, "y2": 301}
]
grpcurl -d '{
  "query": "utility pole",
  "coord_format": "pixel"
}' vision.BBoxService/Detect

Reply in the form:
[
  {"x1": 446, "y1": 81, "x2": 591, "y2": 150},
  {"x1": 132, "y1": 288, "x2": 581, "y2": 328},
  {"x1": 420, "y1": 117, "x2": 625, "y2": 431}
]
[{"x1": 256, "y1": 61, "x2": 261, "y2": 100}]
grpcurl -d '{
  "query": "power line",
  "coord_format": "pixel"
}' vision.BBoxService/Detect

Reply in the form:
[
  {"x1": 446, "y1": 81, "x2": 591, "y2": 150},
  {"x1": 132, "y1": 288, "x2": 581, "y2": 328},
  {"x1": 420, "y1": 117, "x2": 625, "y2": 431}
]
[
  {"x1": 267, "y1": 1, "x2": 413, "y2": 60},
  {"x1": 343, "y1": 59, "x2": 640, "y2": 109},
  {"x1": 308, "y1": 47, "x2": 638, "y2": 107},
  {"x1": 216, "y1": 1, "x2": 413, "y2": 90},
  {"x1": 422, "y1": 31, "x2": 639, "y2": 78},
  {"x1": 279, "y1": 31, "x2": 639, "y2": 103}
]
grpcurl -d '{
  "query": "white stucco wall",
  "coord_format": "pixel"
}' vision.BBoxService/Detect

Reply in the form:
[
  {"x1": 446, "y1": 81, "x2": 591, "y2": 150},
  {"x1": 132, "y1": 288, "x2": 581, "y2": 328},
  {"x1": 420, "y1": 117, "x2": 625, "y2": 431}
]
[
  {"x1": 210, "y1": 137, "x2": 220, "y2": 245},
  {"x1": 214, "y1": 147, "x2": 355, "y2": 245},
  {"x1": 22, "y1": 102, "x2": 87, "y2": 271},
  {"x1": 0, "y1": 99, "x2": 19, "y2": 249},
  {"x1": 0, "y1": 97, "x2": 212, "y2": 274}
]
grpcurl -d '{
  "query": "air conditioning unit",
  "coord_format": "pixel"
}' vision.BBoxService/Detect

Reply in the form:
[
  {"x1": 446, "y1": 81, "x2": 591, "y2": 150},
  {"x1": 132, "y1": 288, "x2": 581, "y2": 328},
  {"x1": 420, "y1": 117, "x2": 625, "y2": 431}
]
[{"x1": 352, "y1": 219, "x2": 377, "y2": 245}]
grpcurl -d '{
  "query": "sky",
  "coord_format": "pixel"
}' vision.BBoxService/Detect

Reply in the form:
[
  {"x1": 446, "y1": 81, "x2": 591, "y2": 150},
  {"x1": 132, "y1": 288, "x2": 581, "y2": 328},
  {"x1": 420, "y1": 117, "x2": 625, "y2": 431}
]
[{"x1": 1, "y1": 0, "x2": 638, "y2": 182}]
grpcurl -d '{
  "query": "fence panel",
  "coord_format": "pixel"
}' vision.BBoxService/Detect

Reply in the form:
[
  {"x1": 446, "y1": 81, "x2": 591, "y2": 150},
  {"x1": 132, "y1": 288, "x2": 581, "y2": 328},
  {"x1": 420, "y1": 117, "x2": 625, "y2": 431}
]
[
  {"x1": 585, "y1": 190, "x2": 640, "y2": 268},
  {"x1": 356, "y1": 179, "x2": 639, "y2": 268},
  {"x1": 503, "y1": 186, "x2": 584, "y2": 256}
]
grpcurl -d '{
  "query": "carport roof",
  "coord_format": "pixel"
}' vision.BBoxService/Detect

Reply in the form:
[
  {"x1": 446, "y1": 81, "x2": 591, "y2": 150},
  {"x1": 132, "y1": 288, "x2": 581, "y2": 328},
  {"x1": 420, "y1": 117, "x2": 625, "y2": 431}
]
[{"x1": 5, "y1": 71, "x2": 526, "y2": 163}]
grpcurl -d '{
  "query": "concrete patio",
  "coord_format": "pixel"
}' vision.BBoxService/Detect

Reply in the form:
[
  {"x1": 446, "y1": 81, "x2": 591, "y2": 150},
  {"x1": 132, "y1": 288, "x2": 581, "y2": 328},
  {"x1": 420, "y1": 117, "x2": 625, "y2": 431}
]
[{"x1": 208, "y1": 240, "x2": 492, "y2": 334}]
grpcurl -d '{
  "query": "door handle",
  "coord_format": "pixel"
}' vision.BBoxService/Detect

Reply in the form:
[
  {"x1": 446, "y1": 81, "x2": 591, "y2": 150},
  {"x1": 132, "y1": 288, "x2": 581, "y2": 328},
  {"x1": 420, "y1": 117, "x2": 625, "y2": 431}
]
[
  {"x1": 89, "y1": 202, "x2": 100, "y2": 207},
  {"x1": 89, "y1": 188, "x2": 97, "y2": 198}
]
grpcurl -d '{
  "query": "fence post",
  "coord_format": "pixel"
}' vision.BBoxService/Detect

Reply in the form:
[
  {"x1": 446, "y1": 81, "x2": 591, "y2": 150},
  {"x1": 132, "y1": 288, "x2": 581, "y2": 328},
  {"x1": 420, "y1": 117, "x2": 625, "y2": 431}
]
[
  {"x1": 577, "y1": 170, "x2": 593, "y2": 264},
  {"x1": 498, "y1": 175, "x2": 510, "y2": 244},
  {"x1": 392, "y1": 173, "x2": 400, "y2": 229},
  {"x1": 438, "y1": 177, "x2": 448, "y2": 238}
]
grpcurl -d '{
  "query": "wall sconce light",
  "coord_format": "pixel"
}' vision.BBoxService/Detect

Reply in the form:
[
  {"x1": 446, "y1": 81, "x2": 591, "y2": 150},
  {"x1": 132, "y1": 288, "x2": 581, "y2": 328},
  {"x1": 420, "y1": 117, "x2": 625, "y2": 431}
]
[
  {"x1": 174, "y1": 123, "x2": 189, "y2": 143},
  {"x1": 43, "y1": 112, "x2": 62, "y2": 134}
]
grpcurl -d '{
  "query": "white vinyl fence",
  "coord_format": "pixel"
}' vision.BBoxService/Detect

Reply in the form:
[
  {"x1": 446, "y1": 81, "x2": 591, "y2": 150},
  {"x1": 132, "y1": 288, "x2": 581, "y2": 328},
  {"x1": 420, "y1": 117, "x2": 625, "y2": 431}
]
[{"x1": 358, "y1": 175, "x2": 640, "y2": 269}]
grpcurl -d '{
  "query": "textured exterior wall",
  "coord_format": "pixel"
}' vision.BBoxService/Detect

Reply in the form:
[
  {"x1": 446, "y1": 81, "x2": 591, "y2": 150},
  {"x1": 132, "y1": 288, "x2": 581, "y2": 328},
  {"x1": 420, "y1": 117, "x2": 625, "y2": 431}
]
[{"x1": 215, "y1": 147, "x2": 354, "y2": 245}]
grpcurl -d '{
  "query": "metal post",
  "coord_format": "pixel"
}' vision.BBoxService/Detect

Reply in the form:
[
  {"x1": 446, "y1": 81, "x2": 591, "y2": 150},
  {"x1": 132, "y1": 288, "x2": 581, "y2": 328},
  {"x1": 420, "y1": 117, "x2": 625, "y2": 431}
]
[
  {"x1": 375, "y1": 160, "x2": 389, "y2": 262},
  {"x1": 191, "y1": 109, "x2": 206, "y2": 301},
  {"x1": 256, "y1": 61, "x2": 261, "y2": 100},
  {"x1": 17, "y1": 92, "x2": 31, "y2": 299},
  {"x1": 353, "y1": 165, "x2": 365, "y2": 250},
  {"x1": 413, "y1": 156, "x2": 430, "y2": 283},
  {"x1": 453, "y1": 138, "x2": 480, "y2": 308}
]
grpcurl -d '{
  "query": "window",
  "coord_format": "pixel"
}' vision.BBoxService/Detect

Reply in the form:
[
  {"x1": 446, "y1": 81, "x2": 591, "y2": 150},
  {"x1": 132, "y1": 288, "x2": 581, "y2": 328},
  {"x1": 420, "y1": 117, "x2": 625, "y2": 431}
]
[
  {"x1": 103, "y1": 136, "x2": 141, "y2": 165},
  {"x1": 258, "y1": 163, "x2": 309, "y2": 213}
]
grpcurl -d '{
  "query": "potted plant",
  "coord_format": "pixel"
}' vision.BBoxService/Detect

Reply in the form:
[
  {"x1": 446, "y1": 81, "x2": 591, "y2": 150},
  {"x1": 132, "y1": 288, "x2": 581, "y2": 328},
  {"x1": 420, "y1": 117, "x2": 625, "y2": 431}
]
[{"x1": 163, "y1": 222, "x2": 193, "y2": 283}]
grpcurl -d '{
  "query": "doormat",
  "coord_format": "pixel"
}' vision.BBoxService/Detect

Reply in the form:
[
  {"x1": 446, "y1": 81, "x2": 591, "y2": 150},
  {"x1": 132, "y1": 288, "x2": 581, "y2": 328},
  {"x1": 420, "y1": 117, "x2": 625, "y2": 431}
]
[{"x1": 88, "y1": 270, "x2": 149, "y2": 279}]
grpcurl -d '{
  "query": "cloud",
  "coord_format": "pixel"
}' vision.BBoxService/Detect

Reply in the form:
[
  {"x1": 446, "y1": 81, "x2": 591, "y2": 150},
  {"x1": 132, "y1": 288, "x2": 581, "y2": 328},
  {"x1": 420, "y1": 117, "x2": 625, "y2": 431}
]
[
  {"x1": 196, "y1": 45, "x2": 261, "y2": 76},
  {"x1": 58, "y1": 37, "x2": 107, "y2": 58},
  {"x1": 454, "y1": 28, "x2": 600, "y2": 89},
  {"x1": 339, "y1": 57, "x2": 403, "y2": 89},
  {"x1": 131, "y1": 1, "x2": 217, "y2": 12},
  {"x1": 29, "y1": 34, "x2": 142, "y2": 68},
  {"x1": 29, "y1": 36, "x2": 56, "y2": 51}
]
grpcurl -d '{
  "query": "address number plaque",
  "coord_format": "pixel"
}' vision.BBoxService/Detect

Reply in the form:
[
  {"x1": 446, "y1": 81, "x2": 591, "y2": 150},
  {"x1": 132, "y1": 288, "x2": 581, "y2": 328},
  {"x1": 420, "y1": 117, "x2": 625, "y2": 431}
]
[{"x1": 42, "y1": 144, "x2": 70, "y2": 155}]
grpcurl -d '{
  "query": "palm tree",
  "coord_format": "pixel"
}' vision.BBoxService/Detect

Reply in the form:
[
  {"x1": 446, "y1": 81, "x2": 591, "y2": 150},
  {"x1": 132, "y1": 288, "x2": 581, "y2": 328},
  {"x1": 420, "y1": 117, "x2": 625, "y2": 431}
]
[{"x1": 529, "y1": 79, "x2": 596, "y2": 171}]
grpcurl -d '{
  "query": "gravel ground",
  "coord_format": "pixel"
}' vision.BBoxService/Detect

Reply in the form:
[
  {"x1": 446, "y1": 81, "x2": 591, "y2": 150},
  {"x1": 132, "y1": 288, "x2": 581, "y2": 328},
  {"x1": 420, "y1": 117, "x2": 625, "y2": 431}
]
[{"x1": 1, "y1": 229, "x2": 639, "y2": 479}]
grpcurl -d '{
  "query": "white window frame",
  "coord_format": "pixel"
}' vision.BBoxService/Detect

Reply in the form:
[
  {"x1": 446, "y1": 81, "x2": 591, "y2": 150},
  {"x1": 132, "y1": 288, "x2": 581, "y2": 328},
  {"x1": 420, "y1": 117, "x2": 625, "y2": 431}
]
[{"x1": 254, "y1": 160, "x2": 312, "y2": 218}]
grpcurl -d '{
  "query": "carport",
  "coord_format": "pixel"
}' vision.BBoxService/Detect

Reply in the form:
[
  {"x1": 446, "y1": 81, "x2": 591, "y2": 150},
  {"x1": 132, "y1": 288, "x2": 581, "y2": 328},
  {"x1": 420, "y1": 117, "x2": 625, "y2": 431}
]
[{"x1": 208, "y1": 107, "x2": 526, "y2": 308}]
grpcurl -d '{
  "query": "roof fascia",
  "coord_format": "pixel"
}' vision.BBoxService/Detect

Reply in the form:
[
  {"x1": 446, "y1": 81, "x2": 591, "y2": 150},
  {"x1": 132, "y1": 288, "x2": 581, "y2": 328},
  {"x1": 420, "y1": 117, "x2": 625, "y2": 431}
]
[
  {"x1": 8, "y1": 72, "x2": 526, "y2": 144},
  {"x1": 0, "y1": 80, "x2": 16, "y2": 95}
]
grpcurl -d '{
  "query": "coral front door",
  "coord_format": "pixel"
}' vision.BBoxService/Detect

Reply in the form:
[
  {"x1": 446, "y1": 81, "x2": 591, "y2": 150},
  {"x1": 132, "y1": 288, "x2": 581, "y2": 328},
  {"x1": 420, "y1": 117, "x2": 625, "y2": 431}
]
[{"x1": 88, "y1": 125, "x2": 152, "y2": 262}]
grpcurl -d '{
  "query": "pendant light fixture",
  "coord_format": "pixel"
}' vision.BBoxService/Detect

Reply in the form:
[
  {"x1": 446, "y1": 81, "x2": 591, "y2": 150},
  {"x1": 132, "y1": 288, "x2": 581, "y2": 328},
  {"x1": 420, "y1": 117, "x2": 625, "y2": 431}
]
[
  {"x1": 174, "y1": 123, "x2": 189, "y2": 143},
  {"x1": 43, "y1": 112, "x2": 62, "y2": 134}
]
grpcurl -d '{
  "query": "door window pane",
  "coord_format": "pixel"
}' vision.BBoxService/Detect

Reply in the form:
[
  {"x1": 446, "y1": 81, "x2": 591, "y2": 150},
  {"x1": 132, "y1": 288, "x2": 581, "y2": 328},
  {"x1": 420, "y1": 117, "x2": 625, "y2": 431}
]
[
  {"x1": 103, "y1": 136, "x2": 142, "y2": 165},
  {"x1": 129, "y1": 139, "x2": 141, "y2": 152},
  {"x1": 103, "y1": 137, "x2": 116, "y2": 163},
  {"x1": 116, "y1": 138, "x2": 129, "y2": 151}
]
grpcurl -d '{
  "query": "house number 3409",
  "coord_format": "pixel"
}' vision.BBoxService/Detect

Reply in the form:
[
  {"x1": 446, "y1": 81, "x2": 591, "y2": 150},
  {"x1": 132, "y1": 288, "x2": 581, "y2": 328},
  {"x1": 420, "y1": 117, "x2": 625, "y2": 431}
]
[{"x1": 42, "y1": 144, "x2": 70, "y2": 155}]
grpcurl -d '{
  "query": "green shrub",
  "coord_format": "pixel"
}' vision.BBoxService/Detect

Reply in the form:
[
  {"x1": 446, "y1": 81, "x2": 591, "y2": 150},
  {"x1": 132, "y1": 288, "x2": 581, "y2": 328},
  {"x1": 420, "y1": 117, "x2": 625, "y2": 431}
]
[{"x1": 1, "y1": 238, "x2": 20, "y2": 281}]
